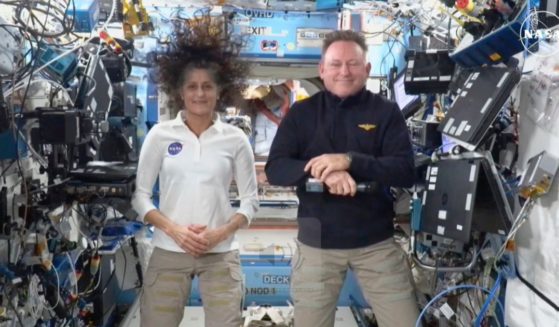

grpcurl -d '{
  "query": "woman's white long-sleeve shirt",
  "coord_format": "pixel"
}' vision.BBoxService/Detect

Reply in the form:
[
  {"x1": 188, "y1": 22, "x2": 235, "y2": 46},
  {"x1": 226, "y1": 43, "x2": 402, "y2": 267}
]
[{"x1": 132, "y1": 112, "x2": 259, "y2": 253}]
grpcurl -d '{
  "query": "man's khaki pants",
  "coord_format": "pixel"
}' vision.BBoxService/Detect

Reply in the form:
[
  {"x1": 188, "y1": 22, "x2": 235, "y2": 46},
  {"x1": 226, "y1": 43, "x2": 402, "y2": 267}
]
[
  {"x1": 291, "y1": 238, "x2": 419, "y2": 327},
  {"x1": 140, "y1": 247, "x2": 243, "y2": 327}
]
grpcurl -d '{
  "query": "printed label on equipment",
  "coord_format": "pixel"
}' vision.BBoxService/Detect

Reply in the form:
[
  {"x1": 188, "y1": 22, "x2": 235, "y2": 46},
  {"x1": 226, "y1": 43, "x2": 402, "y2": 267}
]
[
  {"x1": 262, "y1": 274, "x2": 290, "y2": 284},
  {"x1": 245, "y1": 287, "x2": 277, "y2": 295},
  {"x1": 297, "y1": 28, "x2": 332, "y2": 48}
]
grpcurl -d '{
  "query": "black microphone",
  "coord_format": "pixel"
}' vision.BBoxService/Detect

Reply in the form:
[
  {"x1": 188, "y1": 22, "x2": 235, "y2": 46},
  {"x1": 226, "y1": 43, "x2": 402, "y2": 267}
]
[{"x1": 305, "y1": 178, "x2": 379, "y2": 193}]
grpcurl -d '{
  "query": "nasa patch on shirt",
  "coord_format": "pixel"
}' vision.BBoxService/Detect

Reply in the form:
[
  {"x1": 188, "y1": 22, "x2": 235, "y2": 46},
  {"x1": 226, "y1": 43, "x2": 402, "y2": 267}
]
[{"x1": 167, "y1": 142, "x2": 183, "y2": 156}]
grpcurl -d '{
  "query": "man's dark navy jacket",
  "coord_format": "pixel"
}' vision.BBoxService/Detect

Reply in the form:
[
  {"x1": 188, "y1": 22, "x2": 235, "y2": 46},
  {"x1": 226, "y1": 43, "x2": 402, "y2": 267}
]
[{"x1": 265, "y1": 87, "x2": 414, "y2": 249}]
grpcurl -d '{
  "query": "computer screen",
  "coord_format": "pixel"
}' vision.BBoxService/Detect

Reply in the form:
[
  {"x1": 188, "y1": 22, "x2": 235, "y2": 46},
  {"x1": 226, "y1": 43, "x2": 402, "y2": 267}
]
[{"x1": 393, "y1": 72, "x2": 421, "y2": 118}]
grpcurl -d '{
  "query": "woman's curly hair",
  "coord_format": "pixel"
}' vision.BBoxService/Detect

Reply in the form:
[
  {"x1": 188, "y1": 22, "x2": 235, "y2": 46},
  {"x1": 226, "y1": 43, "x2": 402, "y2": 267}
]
[{"x1": 155, "y1": 13, "x2": 249, "y2": 115}]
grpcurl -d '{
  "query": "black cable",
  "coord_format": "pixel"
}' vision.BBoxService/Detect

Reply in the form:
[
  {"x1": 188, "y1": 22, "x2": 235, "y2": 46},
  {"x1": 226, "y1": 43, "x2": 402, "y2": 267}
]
[
  {"x1": 10, "y1": 0, "x2": 47, "y2": 233},
  {"x1": 129, "y1": 237, "x2": 143, "y2": 288},
  {"x1": 0, "y1": 160, "x2": 16, "y2": 178},
  {"x1": 87, "y1": 256, "x2": 116, "y2": 301},
  {"x1": 363, "y1": 18, "x2": 408, "y2": 50},
  {"x1": 466, "y1": 283, "x2": 478, "y2": 314},
  {"x1": 0, "y1": 24, "x2": 40, "y2": 82},
  {"x1": 14, "y1": 0, "x2": 73, "y2": 38},
  {"x1": 379, "y1": 35, "x2": 398, "y2": 78},
  {"x1": 0, "y1": 7, "x2": 47, "y2": 255},
  {"x1": 62, "y1": 0, "x2": 76, "y2": 33},
  {"x1": 2, "y1": 0, "x2": 80, "y2": 98},
  {"x1": 461, "y1": 289, "x2": 477, "y2": 323},
  {"x1": 2, "y1": 287, "x2": 25, "y2": 327},
  {"x1": 516, "y1": 264, "x2": 559, "y2": 311}
]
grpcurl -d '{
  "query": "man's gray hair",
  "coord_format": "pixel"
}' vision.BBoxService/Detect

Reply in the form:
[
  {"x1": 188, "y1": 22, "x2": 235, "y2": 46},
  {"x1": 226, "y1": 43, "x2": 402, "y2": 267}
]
[{"x1": 322, "y1": 30, "x2": 368, "y2": 55}]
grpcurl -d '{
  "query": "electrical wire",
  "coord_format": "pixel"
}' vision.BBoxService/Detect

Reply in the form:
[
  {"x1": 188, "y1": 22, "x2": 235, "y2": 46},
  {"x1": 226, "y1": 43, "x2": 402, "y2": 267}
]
[
  {"x1": 474, "y1": 273, "x2": 503, "y2": 326},
  {"x1": 493, "y1": 198, "x2": 535, "y2": 271},
  {"x1": 515, "y1": 263, "x2": 559, "y2": 312},
  {"x1": 0, "y1": 160, "x2": 16, "y2": 178},
  {"x1": 66, "y1": 252, "x2": 79, "y2": 296},
  {"x1": 6, "y1": 35, "x2": 96, "y2": 96},
  {"x1": 17, "y1": 129, "x2": 49, "y2": 168},
  {"x1": 415, "y1": 284, "x2": 505, "y2": 327},
  {"x1": 0, "y1": 24, "x2": 41, "y2": 84},
  {"x1": 458, "y1": 292, "x2": 477, "y2": 325},
  {"x1": 379, "y1": 36, "x2": 398, "y2": 77},
  {"x1": 6, "y1": 2, "x2": 40, "y2": 261},
  {"x1": 29, "y1": 177, "x2": 72, "y2": 194},
  {"x1": 465, "y1": 283, "x2": 478, "y2": 314},
  {"x1": 0, "y1": 2, "x2": 122, "y2": 324},
  {"x1": 80, "y1": 256, "x2": 103, "y2": 296},
  {"x1": 9, "y1": 78, "x2": 75, "y2": 104},
  {"x1": 2, "y1": 287, "x2": 25, "y2": 327},
  {"x1": 43, "y1": 262, "x2": 61, "y2": 312},
  {"x1": 100, "y1": 0, "x2": 118, "y2": 31},
  {"x1": 13, "y1": 0, "x2": 74, "y2": 38},
  {"x1": 27, "y1": 274, "x2": 43, "y2": 321},
  {"x1": 5, "y1": 0, "x2": 56, "y2": 236}
]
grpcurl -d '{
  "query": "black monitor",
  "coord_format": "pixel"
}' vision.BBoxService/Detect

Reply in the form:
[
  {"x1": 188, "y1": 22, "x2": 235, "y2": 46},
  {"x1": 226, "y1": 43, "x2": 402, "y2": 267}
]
[
  {"x1": 420, "y1": 156, "x2": 513, "y2": 242},
  {"x1": 392, "y1": 71, "x2": 422, "y2": 118},
  {"x1": 438, "y1": 66, "x2": 520, "y2": 151}
]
